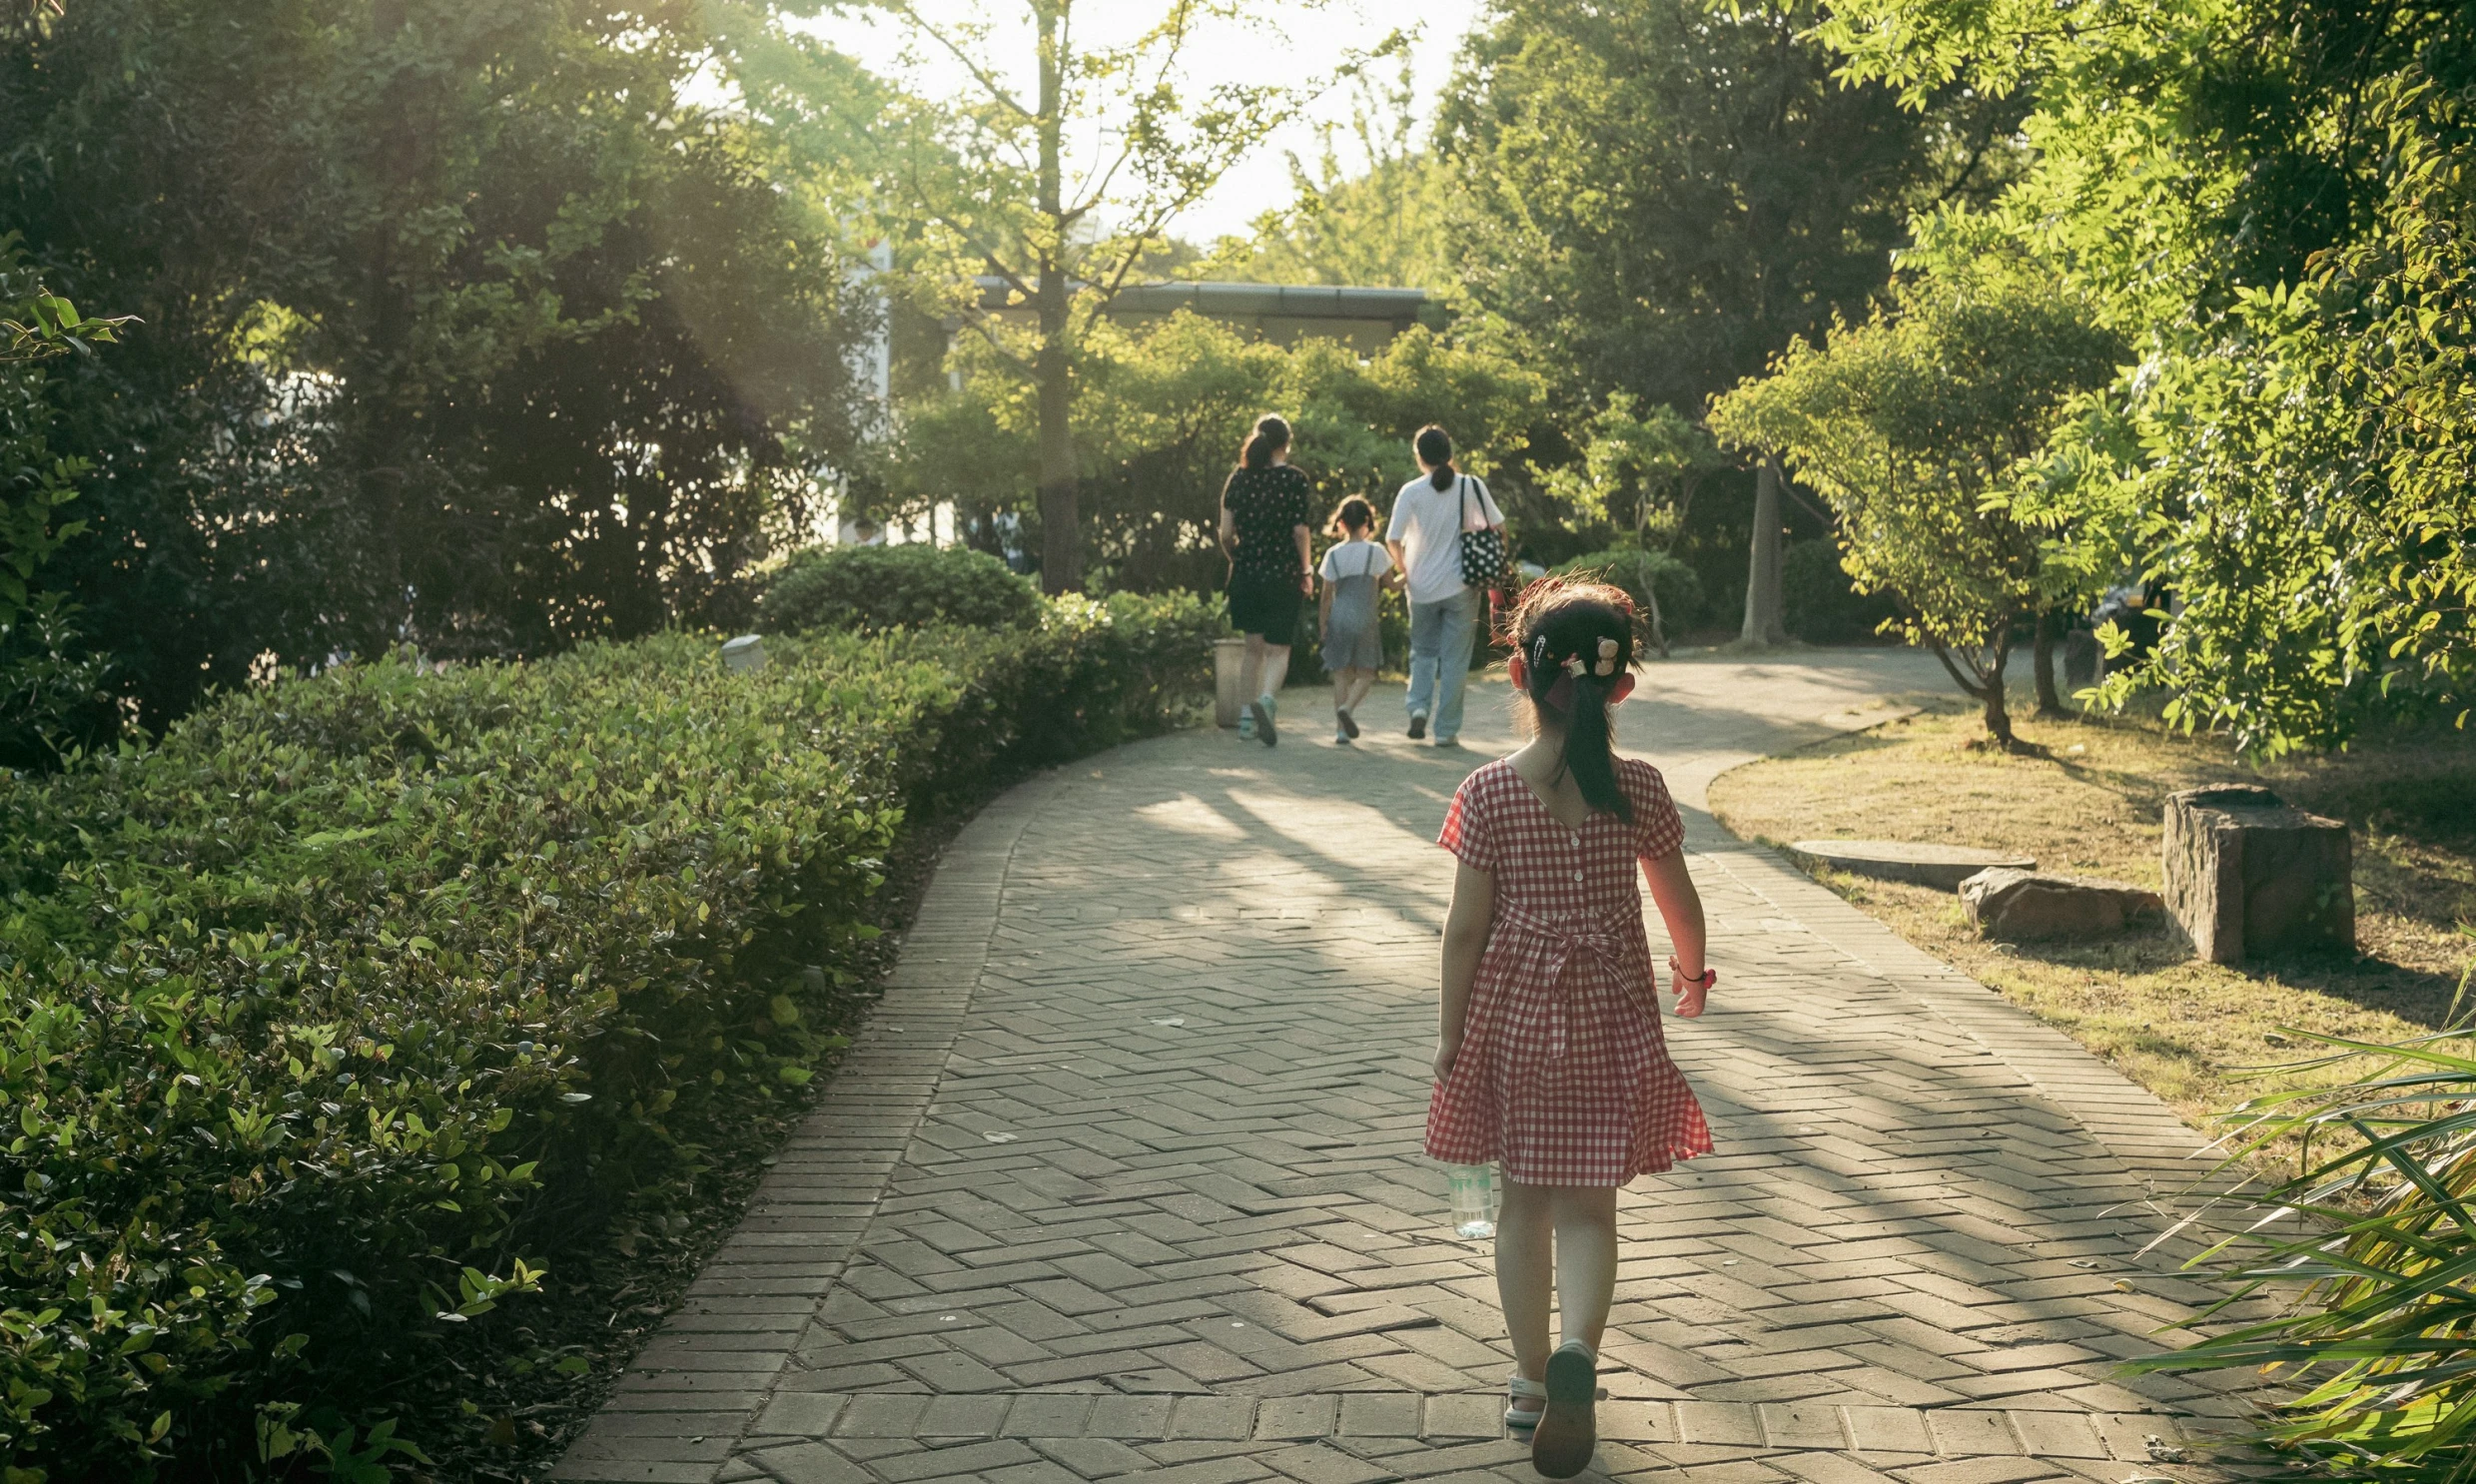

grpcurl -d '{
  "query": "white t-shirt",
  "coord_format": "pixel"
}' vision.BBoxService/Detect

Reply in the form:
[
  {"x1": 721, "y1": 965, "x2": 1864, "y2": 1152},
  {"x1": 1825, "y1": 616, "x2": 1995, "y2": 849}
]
[
  {"x1": 1388, "y1": 474, "x2": 1504, "y2": 604},
  {"x1": 1317, "y1": 539, "x2": 1394, "y2": 583}
]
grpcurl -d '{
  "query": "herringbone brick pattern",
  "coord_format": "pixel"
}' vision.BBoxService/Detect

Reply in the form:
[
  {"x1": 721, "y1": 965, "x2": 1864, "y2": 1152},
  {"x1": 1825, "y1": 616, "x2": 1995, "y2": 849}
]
[{"x1": 553, "y1": 656, "x2": 2263, "y2": 1484}]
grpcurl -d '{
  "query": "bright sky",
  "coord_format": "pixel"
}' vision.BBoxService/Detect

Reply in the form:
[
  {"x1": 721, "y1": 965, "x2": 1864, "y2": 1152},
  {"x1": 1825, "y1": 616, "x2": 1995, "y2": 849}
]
[{"x1": 795, "y1": 0, "x2": 1490, "y2": 245}]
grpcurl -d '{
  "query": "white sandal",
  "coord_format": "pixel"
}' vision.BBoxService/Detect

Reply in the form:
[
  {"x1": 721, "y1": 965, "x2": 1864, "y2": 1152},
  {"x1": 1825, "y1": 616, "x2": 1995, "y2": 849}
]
[{"x1": 1505, "y1": 1373, "x2": 1546, "y2": 1430}]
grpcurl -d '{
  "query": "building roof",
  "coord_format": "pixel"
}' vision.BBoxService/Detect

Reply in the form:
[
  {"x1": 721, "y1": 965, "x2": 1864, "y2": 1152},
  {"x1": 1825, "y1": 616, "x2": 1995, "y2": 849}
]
[{"x1": 974, "y1": 277, "x2": 1428, "y2": 321}]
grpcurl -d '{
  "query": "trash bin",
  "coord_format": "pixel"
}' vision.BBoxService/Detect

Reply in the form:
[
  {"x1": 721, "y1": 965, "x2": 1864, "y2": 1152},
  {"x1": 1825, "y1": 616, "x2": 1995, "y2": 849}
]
[
  {"x1": 1212, "y1": 636, "x2": 1248, "y2": 728},
  {"x1": 720, "y1": 634, "x2": 767, "y2": 673}
]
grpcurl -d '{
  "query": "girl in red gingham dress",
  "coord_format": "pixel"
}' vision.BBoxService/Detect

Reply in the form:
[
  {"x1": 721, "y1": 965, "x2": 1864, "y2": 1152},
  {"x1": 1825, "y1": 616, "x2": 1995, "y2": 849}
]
[{"x1": 1426, "y1": 577, "x2": 1715, "y2": 1479}]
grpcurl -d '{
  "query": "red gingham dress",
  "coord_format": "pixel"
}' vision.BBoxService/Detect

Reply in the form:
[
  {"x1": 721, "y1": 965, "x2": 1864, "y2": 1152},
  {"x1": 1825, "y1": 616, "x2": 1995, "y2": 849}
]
[{"x1": 1423, "y1": 756, "x2": 1713, "y2": 1186}]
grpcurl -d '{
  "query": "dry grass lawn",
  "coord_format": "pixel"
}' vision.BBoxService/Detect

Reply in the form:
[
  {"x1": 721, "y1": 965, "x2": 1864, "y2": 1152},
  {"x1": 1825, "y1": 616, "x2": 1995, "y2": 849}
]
[{"x1": 1708, "y1": 698, "x2": 2476, "y2": 1145}]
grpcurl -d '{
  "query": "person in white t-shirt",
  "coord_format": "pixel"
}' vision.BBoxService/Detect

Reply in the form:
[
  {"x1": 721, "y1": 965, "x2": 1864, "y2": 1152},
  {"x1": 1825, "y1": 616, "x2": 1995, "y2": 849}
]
[{"x1": 1384, "y1": 424, "x2": 1504, "y2": 747}]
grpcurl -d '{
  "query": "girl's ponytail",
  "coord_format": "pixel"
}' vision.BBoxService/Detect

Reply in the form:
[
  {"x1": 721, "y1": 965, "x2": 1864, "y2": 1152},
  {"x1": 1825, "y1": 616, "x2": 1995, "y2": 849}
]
[
  {"x1": 1510, "y1": 577, "x2": 1637, "y2": 822},
  {"x1": 1240, "y1": 413, "x2": 1292, "y2": 471},
  {"x1": 1562, "y1": 667, "x2": 1627, "y2": 822},
  {"x1": 1415, "y1": 423, "x2": 1455, "y2": 491}
]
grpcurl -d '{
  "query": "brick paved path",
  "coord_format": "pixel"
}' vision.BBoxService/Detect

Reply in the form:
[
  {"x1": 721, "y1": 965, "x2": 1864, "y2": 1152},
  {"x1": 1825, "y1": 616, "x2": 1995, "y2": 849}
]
[{"x1": 553, "y1": 653, "x2": 2260, "y2": 1484}]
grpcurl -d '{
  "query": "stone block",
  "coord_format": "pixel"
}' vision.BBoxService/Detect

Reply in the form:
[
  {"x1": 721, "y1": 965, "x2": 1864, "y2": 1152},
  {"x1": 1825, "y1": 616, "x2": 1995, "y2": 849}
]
[
  {"x1": 1788, "y1": 840, "x2": 2036, "y2": 891},
  {"x1": 1958, "y1": 869, "x2": 2162, "y2": 941},
  {"x1": 2162, "y1": 785, "x2": 2352, "y2": 963}
]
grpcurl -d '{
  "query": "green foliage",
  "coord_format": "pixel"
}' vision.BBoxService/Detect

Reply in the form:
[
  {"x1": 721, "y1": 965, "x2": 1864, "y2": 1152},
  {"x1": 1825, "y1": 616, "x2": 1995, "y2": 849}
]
[
  {"x1": 0, "y1": 598, "x2": 1210, "y2": 1476},
  {"x1": 1781, "y1": 539, "x2": 1899, "y2": 644},
  {"x1": 1536, "y1": 395, "x2": 1726, "y2": 549},
  {"x1": 0, "y1": 235, "x2": 119, "y2": 769},
  {"x1": 1818, "y1": 0, "x2": 2476, "y2": 751},
  {"x1": 1201, "y1": 59, "x2": 1458, "y2": 292},
  {"x1": 759, "y1": 544, "x2": 1044, "y2": 636},
  {"x1": 1708, "y1": 225, "x2": 2122, "y2": 738},
  {"x1": 1437, "y1": 0, "x2": 2023, "y2": 417},
  {"x1": 1551, "y1": 548, "x2": 1706, "y2": 634},
  {"x1": 3, "y1": 0, "x2": 873, "y2": 727},
  {"x1": 718, "y1": 0, "x2": 1391, "y2": 591},
  {"x1": 2139, "y1": 993, "x2": 2476, "y2": 1478},
  {"x1": 919, "y1": 312, "x2": 1548, "y2": 595}
]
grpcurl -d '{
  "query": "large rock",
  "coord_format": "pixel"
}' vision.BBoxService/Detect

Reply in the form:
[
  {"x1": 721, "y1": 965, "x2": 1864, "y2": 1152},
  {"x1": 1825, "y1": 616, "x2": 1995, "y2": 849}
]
[
  {"x1": 1789, "y1": 839, "x2": 2036, "y2": 890},
  {"x1": 1960, "y1": 867, "x2": 2163, "y2": 941},
  {"x1": 2162, "y1": 784, "x2": 2353, "y2": 963}
]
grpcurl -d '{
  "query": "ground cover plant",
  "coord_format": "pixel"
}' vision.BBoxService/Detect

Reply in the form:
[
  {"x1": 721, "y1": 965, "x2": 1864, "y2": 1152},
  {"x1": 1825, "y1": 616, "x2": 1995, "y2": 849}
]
[
  {"x1": 2129, "y1": 1017, "x2": 2476, "y2": 1480},
  {"x1": 0, "y1": 591, "x2": 1215, "y2": 1480},
  {"x1": 1707, "y1": 701, "x2": 2476, "y2": 1137}
]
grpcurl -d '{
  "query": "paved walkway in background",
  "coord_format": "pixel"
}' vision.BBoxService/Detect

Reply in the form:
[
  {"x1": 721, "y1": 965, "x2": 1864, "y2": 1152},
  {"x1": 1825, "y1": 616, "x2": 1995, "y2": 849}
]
[{"x1": 553, "y1": 650, "x2": 2264, "y2": 1484}]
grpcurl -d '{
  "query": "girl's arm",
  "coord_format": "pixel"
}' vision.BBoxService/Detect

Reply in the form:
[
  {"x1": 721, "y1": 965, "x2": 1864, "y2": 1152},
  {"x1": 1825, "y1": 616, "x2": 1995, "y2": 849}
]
[
  {"x1": 1435, "y1": 859, "x2": 1495, "y2": 1079},
  {"x1": 1218, "y1": 499, "x2": 1237, "y2": 556},
  {"x1": 1317, "y1": 572, "x2": 1333, "y2": 627},
  {"x1": 1639, "y1": 850, "x2": 1711, "y2": 1018}
]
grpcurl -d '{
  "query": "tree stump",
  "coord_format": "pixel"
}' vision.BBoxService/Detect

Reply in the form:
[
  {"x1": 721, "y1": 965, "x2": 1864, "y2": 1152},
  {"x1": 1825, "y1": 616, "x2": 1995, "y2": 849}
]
[{"x1": 2162, "y1": 785, "x2": 2353, "y2": 963}]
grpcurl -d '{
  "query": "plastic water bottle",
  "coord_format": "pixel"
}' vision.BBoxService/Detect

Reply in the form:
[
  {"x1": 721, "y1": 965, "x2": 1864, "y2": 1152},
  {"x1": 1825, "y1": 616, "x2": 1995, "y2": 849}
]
[{"x1": 1446, "y1": 1163, "x2": 1497, "y2": 1239}]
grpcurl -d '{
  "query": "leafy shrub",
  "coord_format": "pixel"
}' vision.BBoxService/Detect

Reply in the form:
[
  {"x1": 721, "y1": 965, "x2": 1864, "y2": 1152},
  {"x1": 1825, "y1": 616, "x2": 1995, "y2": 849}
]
[
  {"x1": 1552, "y1": 548, "x2": 1706, "y2": 632},
  {"x1": 1782, "y1": 538, "x2": 1900, "y2": 644},
  {"x1": 2136, "y1": 1001, "x2": 2476, "y2": 1477},
  {"x1": 759, "y1": 542, "x2": 1043, "y2": 635},
  {"x1": 0, "y1": 596, "x2": 1209, "y2": 1478}
]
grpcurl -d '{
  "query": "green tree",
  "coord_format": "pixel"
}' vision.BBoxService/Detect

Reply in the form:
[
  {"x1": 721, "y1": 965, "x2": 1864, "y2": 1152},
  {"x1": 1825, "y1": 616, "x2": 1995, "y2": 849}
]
[
  {"x1": 916, "y1": 309, "x2": 1545, "y2": 593},
  {"x1": 1537, "y1": 393, "x2": 1726, "y2": 552},
  {"x1": 4, "y1": 0, "x2": 872, "y2": 725},
  {"x1": 0, "y1": 234, "x2": 128, "y2": 765},
  {"x1": 1708, "y1": 226, "x2": 2123, "y2": 747},
  {"x1": 1818, "y1": 0, "x2": 2476, "y2": 752},
  {"x1": 1438, "y1": 0, "x2": 2022, "y2": 418},
  {"x1": 1202, "y1": 58, "x2": 1459, "y2": 291},
  {"x1": 724, "y1": 0, "x2": 1388, "y2": 593}
]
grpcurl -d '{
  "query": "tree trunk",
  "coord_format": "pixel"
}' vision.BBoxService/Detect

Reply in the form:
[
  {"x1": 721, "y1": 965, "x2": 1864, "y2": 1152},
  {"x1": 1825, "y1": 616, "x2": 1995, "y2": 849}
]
[
  {"x1": 1981, "y1": 639, "x2": 2017, "y2": 749},
  {"x1": 1739, "y1": 451, "x2": 1789, "y2": 646},
  {"x1": 1929, "y1": 636, "x2": 2023, "y2": 751},
  {"x1": 2033, "y1": 606, "x2": 2066, "y2": 717},
  {"x1": 1031, "y1": 3, "x2": 1081, "y2": 594},
  {"x1": 1034, "y1": 283, "x2": 1079, "y2": 593}
]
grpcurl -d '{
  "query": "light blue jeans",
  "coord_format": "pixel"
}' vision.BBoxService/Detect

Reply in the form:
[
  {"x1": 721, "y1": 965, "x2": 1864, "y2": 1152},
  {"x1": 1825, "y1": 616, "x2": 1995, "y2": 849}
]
[{"x1": 1406, "y1": 588, "x2": 1482, "y2": 741}]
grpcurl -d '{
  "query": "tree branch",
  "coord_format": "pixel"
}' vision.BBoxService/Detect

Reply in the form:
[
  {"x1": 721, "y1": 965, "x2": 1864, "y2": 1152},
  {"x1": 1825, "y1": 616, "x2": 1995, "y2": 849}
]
[{"x1": 884, "y1": 1, "x2": 1034, "y2": 120}]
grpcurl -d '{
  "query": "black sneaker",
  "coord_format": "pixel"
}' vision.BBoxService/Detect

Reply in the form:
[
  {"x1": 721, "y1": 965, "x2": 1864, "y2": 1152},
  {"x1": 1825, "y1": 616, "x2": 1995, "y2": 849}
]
[
  {"x1": 1336, "y1": 707, "x2": 1360, "y2": 739},
  {"x1": 1407, "y1": 710, "x2": 1428, "y2": 740},
  {"x1": 1248, "y1": 697, "x2": 1277, "y2": 747}
]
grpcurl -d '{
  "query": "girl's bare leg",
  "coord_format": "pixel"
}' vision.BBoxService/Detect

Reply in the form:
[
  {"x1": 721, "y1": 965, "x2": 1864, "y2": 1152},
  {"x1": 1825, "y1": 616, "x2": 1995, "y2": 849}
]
[
  {"x1": 1332, "y1": 668, "x2": 1354, "y2": 715},
  {"x1": 1549, "y1": 1186, "x2": 1619, "y2": 1351},
  {"x1": 1258, "y1": 643, "x2": 1291, "y2": 698},
  {"x1": 1344, "y1": 669, "x2": 1376, "y2": 712},
  {"x1": 1496, "y1": 1178, "x2": 1555, "y2": 1393}
]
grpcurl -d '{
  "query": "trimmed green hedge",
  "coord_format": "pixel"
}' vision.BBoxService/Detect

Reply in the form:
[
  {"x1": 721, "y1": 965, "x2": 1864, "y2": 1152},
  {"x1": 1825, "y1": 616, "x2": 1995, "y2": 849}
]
[
  {"x1": 0, "y1": 591, "x2": 1214, "y2": 1480},
  {"x1": 758, "y1": 543, "x2": 1044, "y2": 635}
]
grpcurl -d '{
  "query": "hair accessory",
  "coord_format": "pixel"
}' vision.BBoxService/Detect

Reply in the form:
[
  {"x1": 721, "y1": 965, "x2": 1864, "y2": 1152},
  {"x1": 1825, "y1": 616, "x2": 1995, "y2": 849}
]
[
  {"x1": 1562, "y1": 655, "x2": 1586, "y2": 678},
  {"x1": 1595, "y1": 636, "x2": 1619, "y2": 676}
]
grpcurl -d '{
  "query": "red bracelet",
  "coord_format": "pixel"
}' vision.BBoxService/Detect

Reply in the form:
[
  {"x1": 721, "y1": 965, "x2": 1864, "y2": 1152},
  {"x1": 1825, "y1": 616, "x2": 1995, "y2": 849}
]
[{"x1": 1667, "y1": 957, "x2": 1716, "y2": 989}]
